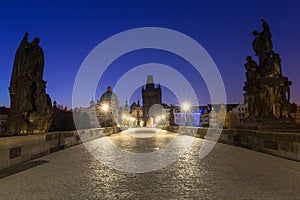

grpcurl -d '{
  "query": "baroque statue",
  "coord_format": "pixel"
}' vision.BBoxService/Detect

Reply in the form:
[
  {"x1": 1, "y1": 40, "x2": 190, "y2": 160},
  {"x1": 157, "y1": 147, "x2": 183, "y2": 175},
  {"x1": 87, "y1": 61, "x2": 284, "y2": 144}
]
[
  {"x1": 5, "y1": 32, "x2": 52, "y2": 135},
  {"x1": 244, "y1": 19, "x2": 292, "y2": 121}
]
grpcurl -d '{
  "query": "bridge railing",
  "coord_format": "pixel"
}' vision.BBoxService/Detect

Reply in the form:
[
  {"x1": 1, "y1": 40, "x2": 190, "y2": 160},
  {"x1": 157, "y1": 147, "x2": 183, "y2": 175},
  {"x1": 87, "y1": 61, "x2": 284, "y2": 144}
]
[
  {"x1": 0, "y1": 127, "x2": 120, "y2": 171},
  {"x1": 165, "y1": 126, "x2": 300, "y2": 162}
]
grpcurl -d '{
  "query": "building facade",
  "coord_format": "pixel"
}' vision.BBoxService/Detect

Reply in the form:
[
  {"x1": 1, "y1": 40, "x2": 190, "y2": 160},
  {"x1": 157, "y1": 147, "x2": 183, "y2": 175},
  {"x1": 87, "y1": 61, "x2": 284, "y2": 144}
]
[
  {"x1": 174, "y1": 106, "x2": 201, "y2": 127},
  {"x1": 230, "y1": 103, "x2": 248, "y2": 128},
  {"x1": 98, "y1": 86, "x2": 119, "y2": 127},
  {"x1": 130, "y1": 101, "x2": 143, "y2": 126},
  {"x1": 200, "y1": 106, "x2": 210, "y2": 127},
  {"x1": 199, "y1": 104, "x2": 239, "y2": 128},
  {"x1": 73, "y1": 100, "x2": 99, "y2": 129},
  {"x1": 209, "y1": 108, "x2": 218, "y2": 128},
  {"x1": 142, "y1": 75, "x2": 162, "y2": 126}
]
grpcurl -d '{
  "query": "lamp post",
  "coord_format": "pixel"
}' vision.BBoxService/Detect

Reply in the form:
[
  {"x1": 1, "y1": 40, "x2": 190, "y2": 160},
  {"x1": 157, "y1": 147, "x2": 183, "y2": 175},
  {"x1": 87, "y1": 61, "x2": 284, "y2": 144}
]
[
  {"x1": 101, "y1": 103, "x2": 109, "y2": 129},
  {"x1": 155, "y1": 115, "x2": 162, "y2": 127},
  {"x1": 122, "y1": 114, "x2": 126, "y2": 127},
  {"x1": 161, "y1": 114, "x2": 166, "y2": 126},
  {"x1": 181, "y1": 102, "x2": 191, "y2": 126},
  {"x1": 130, "y1": 117, "x2": 135, "y2": 127}
]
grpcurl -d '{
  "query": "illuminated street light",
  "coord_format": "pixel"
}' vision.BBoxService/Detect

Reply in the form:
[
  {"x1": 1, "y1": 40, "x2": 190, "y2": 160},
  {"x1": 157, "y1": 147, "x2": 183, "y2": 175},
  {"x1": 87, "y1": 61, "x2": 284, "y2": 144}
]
[
  {"x1": 181, "y1": 102, "x2": 191, "y2": 112},
  {"x1": 130, "y1": 117, "x2": 135, "y2": 127},
  {"x1": 101, "y1": 103, "x2": 109, "y2": 112},
  {"x1": 181, "y1": 102, "x2": 191, "y2": 126},
  {"x1": 122, "y1": 114, "x2": 127, "y2": 126},
  {"x1": 155, "y1": 116, "x2": 162, "y2": 123},
  {"x1": 101, "y1": 103, "x2": 110, "y2": 129}
]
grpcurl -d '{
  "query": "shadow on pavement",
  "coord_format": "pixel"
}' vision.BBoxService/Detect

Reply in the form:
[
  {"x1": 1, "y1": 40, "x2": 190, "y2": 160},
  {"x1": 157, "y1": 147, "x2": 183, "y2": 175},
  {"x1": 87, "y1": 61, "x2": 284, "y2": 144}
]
[{"x1": 0, "y1": 160, "x2": 49, "y2": 179}]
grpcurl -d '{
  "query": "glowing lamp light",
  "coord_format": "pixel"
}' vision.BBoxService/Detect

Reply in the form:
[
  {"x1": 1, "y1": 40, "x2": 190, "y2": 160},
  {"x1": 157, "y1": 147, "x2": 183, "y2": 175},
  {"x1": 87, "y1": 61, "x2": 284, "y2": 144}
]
[
  {"x1": 182, "y1": 102, "x2": 191, "y2": 112},
  {"x1": 101, "y1": 103, "x2": 109, "y2": 112},
  {"x1": 155, "y1": 116, "x2": 162, "y2": 123}
]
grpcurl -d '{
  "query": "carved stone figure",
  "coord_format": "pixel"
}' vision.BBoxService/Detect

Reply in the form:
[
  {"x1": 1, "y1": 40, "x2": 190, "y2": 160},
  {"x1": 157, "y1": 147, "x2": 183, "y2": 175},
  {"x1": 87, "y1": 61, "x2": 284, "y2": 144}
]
[
  {"x1": 5, "y1": 33, "x2": 52, "y2": 135},
  {"x1": 244, "y1": 19, "x2": 292, "y2": 122},
  {"x1": 252, "y1": 18, "x2": 273, "y2": 65},
  {"x1": 270, "y1": 51, "x2": 282, "y2": 76},
  {"x1": 244, "y1": 56, "x2": 257, "y2": 81}
]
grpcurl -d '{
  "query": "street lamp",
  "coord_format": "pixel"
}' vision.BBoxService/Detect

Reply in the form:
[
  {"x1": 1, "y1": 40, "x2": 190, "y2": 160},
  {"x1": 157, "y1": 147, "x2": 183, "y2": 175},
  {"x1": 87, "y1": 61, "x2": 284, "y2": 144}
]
[
  {"x1": 122, "y1": 114, "x2": 127, "y2": 126},
  {"x1": 181, "y1": 102, "x2": 191, "y2": 126},
  {"x1": 155, "y1": 115, "x2": 162, "y2": 126},
  {"x1": 101, "y1": 103, "x2": 109, "y2": 129},
  {"x1": 130, "y1": 117, "x2": 135, "y2": 127}
]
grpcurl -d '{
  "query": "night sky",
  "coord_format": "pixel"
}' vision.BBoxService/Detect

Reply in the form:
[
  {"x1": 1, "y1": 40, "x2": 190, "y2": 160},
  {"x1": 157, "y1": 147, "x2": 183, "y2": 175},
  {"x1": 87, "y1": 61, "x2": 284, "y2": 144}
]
[{"x1": 0, "y1": 0, "x2": 300, "y2": 108}]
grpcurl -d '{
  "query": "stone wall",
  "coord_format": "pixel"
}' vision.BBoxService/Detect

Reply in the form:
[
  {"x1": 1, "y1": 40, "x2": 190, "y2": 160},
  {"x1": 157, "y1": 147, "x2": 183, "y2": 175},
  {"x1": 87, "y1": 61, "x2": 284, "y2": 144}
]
[
  {"x1": 0, "y1": 127, "x2": 120, "y2": 170},
  {"x1": 165, "y1": 126, "x2": 300, "y2": 161}
]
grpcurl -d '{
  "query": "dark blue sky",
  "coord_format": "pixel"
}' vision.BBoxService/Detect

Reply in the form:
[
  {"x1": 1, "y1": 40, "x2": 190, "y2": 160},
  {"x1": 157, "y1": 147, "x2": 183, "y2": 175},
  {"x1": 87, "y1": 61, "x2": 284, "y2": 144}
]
[{"x1": 1, "y1": 0, "x2": 300, "y2": 108}]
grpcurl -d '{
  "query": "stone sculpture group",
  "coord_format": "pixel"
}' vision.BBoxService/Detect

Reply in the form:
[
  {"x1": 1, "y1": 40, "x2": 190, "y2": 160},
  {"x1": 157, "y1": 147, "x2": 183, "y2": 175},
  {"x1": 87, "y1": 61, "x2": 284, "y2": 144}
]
[
  {"x1": 5, "y1": 33, "x2": 52, "y2": 135},
  {"x1": 2, "y1": 19, "x2": 297, "y2": 134},
  {"x1": 244, "y1": 19, "x2": 292, "y2": 120}
]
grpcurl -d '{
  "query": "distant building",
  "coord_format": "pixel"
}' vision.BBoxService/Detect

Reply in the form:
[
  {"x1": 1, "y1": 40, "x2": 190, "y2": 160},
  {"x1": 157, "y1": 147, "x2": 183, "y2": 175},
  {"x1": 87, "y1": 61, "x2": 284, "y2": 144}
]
[
  {"x1": 50, "y1": 103, "x2": 76, "y2": 131},
  {"x1": 217, "y1": 104, "x2": 227, "y2": 128},
  {"x1": 0, "y1": 106, "x2": 9, "y2": 134},
  {"x1": 130, "y1": 101, "x2": 143, "y2": 126},
  {"x1": 199, "y1": 104, "x2": 238, "y2": 128},
  {"x1": 209, "y1": 108, "x2": 218, "y2": 128},
  {"x1": 119, "y1": 100, "x2": 129, "y2": 125},
  {"x1": 73, "y1": 100, "x2": 99, "y2": 129},
  {"x1": 200, "y1": 106, "x2": 210, "y2": 127},
  {"x1": 162, "y1": 104, "x2": 171, "y2": 126},
  {"x1": 98, "y1": 86, "x2": 119, "y2": 127},
  {"x1": 216, "y1": 104, "x2": 238, "y2": 128},
  {"x1": 142, "y1": 75, "x2": 162, "y2": 126},
  {"x1": 124, "y1": 100, "x2": 129, "y2": 114},
  {"x1": 230, "y1": 103, "x2": 248, "y2": 128},
  {"x1": 174, "y1": 106, "x2": 201, "y2": 127}
]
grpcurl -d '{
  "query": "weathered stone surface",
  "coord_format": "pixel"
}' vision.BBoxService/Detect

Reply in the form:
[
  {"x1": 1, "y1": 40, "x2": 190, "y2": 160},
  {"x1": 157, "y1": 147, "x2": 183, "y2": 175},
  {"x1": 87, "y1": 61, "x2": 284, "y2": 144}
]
[
  {"x1": 5, "y1": 33, "x2": 52, "y2": 135},
  {"x1": 1, "y1": 131, "x2": 300, "y2": 199},
  {"x1": 243, "y1": 19, "x2": 299, "y2": 129}
]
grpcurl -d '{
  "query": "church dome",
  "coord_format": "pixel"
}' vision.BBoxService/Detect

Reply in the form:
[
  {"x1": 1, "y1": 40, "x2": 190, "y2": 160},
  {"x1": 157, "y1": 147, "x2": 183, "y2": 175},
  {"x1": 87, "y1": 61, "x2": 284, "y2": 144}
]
[
  {"x1": 100, "y1": 91, "x2": 118, "y2": 101},
  {"x1": 100, "y1": 86, "x2": 118, "y2": 102}
]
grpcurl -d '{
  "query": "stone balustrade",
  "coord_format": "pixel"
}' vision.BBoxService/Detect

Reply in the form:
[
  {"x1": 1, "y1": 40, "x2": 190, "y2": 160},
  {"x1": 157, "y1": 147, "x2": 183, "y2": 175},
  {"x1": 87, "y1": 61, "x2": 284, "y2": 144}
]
[
  {"x1": 0, "y1": 127, "x2": 120, "y2": 170},
  {"x1": 165, "y1": 126, "x2": 300, "y2": 161}
]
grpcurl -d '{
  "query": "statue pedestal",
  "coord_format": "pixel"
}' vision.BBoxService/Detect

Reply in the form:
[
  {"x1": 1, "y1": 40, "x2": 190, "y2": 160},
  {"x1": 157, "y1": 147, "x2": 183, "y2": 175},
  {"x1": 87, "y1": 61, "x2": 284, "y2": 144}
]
[{"x1": 240, "y1": 118, "x2": 300, "y2": 132}]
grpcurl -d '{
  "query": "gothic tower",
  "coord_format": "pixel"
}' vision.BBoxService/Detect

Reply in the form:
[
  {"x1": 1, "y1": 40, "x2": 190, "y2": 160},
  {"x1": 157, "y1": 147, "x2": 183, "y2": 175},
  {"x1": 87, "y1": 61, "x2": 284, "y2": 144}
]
[{"x1": 142, "y1": 75, "x2": 162, "y2": 126}]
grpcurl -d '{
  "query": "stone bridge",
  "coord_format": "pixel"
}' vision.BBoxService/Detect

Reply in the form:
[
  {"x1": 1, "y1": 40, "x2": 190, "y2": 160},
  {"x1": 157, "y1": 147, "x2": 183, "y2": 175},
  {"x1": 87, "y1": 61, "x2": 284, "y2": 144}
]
[{"x1": 0, "y1": 128, "x2": 300, "y2": 199}]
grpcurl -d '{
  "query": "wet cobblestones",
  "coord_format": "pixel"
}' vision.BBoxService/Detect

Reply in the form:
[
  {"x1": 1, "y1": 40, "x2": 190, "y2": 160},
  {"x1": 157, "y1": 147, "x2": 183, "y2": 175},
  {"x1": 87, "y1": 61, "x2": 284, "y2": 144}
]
[{"x1": 0, "y1": 131, "x2": 300, "y2": 199}]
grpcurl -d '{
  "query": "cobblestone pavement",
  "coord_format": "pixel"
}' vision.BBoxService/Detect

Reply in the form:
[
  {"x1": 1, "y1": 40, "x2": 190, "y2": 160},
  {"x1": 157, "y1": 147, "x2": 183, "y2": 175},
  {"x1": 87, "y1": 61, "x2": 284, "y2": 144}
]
[{"x1": 1, "y1": 130, "x2": 300, "y2": 199}]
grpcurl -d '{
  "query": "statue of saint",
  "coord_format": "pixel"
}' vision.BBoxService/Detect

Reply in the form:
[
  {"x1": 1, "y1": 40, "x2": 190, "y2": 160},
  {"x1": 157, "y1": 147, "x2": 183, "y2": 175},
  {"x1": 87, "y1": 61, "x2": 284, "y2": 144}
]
[
  {"x1": 243, "y1": 19, "x2": 294, "y2": 123},
  {"x1": 29, "y1": 37, "x2": 45, "y2": 82},
  {"x1": 252, "y1": 18, "x2": 273, "y2": 65},
  {"x1": 244, "y1": 56, "x2": 257, "y2": 81},
  {"x1": 11, "y1": 32, "x2": 30, "y2": 84},
  {"x1": 277, "y1": 81, "x2": 291, "y2": 118},
  {"x1": 271, "y1": 51, "x2": 282, "y2": 76},
  {"x1": 6, "y1": 33, "x2": 52, "y2": 135}
]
